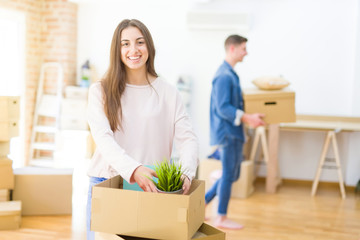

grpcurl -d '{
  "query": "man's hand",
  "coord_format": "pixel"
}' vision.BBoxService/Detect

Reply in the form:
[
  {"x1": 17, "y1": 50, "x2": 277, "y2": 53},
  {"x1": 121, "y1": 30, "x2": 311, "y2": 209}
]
[
  {"x1": 182, "y1": 175, "x2": 191, "y2": 195},
  {"x1": 130, "y1": 166, "x2": 158, "y2": 192},
  {"x1": 242, "y1": 113, "x2": 265, "y2": 128}
]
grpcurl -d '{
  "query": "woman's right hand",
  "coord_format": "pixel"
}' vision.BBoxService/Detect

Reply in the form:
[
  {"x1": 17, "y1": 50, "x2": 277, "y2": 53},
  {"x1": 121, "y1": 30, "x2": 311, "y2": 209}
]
[{"x1": 130, "y1": 166, "x2": 158, "y2": 192}]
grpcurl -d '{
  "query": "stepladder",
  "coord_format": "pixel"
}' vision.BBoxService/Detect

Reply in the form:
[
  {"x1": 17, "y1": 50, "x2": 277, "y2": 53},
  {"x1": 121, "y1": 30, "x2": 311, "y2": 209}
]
[
  {"x1": 29, "y1": 62, "x2": 63, "y2": 167},
  {"x1": 311, "y1": 130, "x2": 346, "y2": 198}
]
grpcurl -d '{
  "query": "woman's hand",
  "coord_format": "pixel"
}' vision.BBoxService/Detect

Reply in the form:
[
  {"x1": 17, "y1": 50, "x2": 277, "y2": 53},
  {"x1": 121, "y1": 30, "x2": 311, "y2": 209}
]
[
  {"x1": 182, "y1": 175, "x2": 191, "y2": 195},
  {"x1": 130, "y1": 166, "x2": 158, "y2": 192}
]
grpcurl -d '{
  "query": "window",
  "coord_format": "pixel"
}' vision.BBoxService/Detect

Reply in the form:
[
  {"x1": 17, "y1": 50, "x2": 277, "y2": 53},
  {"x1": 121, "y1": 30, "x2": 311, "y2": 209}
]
[{"x1": 0, "y1": 8, "x2": 25, "y2": 167}]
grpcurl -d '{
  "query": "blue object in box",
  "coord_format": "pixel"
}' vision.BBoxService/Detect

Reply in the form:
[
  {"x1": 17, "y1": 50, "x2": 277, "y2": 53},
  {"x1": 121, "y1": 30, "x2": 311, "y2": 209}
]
[{"x1": 123, "y1": 165, "x2": 157, "y2": 191}]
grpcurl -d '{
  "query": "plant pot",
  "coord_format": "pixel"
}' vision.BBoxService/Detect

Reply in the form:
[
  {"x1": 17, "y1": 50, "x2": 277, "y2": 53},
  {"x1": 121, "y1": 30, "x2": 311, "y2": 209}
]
[{"x1": 156, "y1": 187, "x2": 184, "y2": 195}]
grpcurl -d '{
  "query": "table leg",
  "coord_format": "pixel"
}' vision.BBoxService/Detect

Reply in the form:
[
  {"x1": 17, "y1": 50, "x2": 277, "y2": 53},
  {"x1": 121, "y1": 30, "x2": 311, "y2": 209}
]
[{"x1": 266, "y1": 124, "x2": 280, "y2": 193}]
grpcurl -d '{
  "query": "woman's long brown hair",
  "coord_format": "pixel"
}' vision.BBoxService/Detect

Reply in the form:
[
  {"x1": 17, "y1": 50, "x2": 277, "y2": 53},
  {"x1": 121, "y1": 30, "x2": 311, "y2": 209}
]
[{"x1": 101, "y1": 19, "x2": 158, "y2": 132}]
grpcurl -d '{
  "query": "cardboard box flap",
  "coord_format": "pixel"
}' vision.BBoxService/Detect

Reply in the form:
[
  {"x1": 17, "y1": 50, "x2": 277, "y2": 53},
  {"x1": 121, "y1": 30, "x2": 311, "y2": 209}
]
[
  {"x1": 243, "y1": 88, "x2": 295, "y2": 100},
  {"x1": 0, "y1": 201, "x2": 21, "y2": 216},
  {"x1": 95, "y1": 223, "x2": 225, "y2": 240},
  {"x1": 192, "y1": 223, "x2": 225, "y2": 240}
]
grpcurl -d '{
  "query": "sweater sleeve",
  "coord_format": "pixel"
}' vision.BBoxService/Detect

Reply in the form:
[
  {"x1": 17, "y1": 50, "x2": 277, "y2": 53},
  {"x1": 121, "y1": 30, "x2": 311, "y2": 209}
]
[
  {"x1": 87, "y1": 82, "x2": 141, "y2": 183},
  {"x1": 173, "y1": 90, "x2": 199, "y2": 180}
]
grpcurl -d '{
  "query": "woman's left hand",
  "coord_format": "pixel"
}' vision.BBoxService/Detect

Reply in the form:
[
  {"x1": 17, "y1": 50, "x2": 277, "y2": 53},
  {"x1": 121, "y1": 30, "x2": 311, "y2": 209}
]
[{"x1": 182, "y1": 175, "x2": 191, "y2": 195}]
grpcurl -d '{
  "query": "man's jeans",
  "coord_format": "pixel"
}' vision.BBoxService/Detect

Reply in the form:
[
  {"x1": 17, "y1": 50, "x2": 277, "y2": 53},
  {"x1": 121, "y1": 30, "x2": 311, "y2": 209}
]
[
  {"x1": 86, "y1": 176, "x2": 107, "y2": 240},
  {"x1": 205, "y1": 136, "x2": 243, "y2": 215}
]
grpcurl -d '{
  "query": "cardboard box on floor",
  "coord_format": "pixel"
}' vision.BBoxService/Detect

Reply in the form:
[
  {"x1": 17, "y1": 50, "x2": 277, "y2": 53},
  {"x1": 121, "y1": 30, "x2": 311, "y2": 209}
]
[
  {"x1": 0, "y1": 157, "x2": 14, "y2": 189},
  {"x1": 0, "y1": 120, "x2": 19, "y2": 141},
  {"x1": 243, "y1": 88, "x2": 295, "y2": 124},
  {"x1": 95, "y1": 223, "x2": 225, "y2": 240},
  {"x1": 13, "y1": 167, "x2": 73, "y2": 215},
  {"x1": 0, "y1": 190, "x2": 10, "y2": 202},
  {"x1": 0, "y1": 96, "x2": 20, "y2": 122},
  {"x1": 0, "y1": 201, "x2": 21, "y2": 230},
  {"x1": 91, "y1": 176, "x2": 205, "y2": 240},
  {"x1": 198, "y1": 158, "x2": 254, "y2": 199},
  {"x1": 0, "y1": 141, "x2": 10, "y2": 157}
]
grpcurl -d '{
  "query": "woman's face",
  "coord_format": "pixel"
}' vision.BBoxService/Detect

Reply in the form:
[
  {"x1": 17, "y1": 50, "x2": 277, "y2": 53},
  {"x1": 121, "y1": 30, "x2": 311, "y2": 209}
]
[{"x1": 120, "y1": 26, "x2": 149, "y2": 72}]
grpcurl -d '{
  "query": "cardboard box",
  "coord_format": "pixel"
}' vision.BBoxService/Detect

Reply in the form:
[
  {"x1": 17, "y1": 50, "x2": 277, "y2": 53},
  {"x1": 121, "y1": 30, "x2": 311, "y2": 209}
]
[
  {"x1": 0, "y1": 120, "x2": 19, "y2": 141},
  {"x1": 61, "y1": 98, "x2": 87, "y2": 117},
  {"x1": 65, "y1": 86, "x2": 88, "y2": 99},
  {"x1": 0, "y1": 158, "x2": 14, "y2": 189},
  {"x1": 0, "y1": 190, "x2": 10, "y2": 202},
  {"x1": 95, "y1": 223, "x2": 225, "y2": 240},
  {"x1": 61, "y1": 116, "x2": 89, "y2": 130},
  {"x1": 243, "y1": 88, "x2": 296, "y2": 124},
  {"x1": 13, "y1": 167, "x2": 73, "y2": 215},
  {"x1": 198, "y1": 159, "x2": 254, "y2": 199},
  {"x1": 91, "y1": 176, "x2": 205, "y2": 240},
  {"x1": 0, "y1": 96, "x2": 20, "y2": 122},
  {"x1": 231, "y1": 160, "x2": 254, "y2": 198},
  {"x1": 0, "y1": 201, "x2": 21, "y2": 230},
  {"x1": 0, "y1": 141, "x2": 10, "y2": 157}
]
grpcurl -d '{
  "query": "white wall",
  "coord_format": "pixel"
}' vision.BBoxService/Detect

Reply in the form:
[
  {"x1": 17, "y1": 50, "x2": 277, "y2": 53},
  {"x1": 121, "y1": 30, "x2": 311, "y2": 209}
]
[
  {"x1": 353, "y1": 0, "x2": 360, "y2": 115},
  {"x1": 77, "y1": 0, "x2": 360, "y2": 185}
]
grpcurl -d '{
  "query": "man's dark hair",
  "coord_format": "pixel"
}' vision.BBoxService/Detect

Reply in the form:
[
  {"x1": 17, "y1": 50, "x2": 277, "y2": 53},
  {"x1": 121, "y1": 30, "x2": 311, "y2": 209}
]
[{"x1": 225, "y1": 35, "x2": 248, "y2": 50}]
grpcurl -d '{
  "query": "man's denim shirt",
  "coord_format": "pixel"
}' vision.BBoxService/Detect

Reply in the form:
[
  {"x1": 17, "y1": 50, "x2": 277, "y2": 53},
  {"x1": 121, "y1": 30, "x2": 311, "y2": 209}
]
[{"x1": 210, "y1": 60, "x2": 245, "y2": 145}]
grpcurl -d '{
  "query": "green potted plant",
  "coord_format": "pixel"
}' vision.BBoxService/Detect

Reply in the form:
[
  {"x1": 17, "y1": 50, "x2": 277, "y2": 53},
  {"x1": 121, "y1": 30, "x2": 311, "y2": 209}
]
[{"x1": 151, "y1": 159, "x2": 185, "y2": 194}]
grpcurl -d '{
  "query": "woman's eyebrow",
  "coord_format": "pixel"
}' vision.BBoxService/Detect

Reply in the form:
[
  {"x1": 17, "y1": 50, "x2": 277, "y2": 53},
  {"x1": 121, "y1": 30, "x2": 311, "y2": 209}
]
[{"x1": 121, "y1": 37, "x2": 144, "y2": 42}]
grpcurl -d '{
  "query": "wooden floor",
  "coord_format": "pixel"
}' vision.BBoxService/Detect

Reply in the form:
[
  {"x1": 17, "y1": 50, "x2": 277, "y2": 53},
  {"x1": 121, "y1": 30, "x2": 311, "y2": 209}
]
[{"x1": 0, "y1": 180, "x2": 359, "y2": 240}]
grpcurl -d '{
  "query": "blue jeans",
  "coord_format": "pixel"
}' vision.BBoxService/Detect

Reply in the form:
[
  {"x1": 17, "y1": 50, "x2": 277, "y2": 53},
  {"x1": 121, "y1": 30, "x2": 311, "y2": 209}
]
[
  {"x1": 87, "y1": 176, "x2": 107, "y2": 240},
  {"x1": 205, "y1": 137, "x2": 243, "y2": 215}
]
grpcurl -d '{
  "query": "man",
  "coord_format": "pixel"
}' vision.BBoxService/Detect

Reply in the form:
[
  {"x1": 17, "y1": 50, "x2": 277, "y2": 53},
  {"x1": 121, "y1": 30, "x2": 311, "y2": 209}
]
[{"x1": 205, "y1": 35, "x2": 265, "y2": 229}]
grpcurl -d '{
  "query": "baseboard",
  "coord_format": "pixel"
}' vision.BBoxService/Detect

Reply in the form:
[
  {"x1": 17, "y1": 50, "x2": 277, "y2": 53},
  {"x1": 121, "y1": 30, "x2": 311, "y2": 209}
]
[{"x1": 254, "y1": 177, "x2": 356, "y2": 192}]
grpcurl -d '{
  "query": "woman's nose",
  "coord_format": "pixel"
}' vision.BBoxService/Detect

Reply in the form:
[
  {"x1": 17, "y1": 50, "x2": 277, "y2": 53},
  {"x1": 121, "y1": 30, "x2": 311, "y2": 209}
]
[{"x1": 129, "y1": 44, "x2": 138, "y2": 53}]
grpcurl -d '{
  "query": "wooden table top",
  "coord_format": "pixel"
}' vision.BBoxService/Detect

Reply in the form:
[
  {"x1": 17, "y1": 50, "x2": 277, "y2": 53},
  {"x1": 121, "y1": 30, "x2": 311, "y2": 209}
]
[{"x1": 280, "y1": 115, "x2": 360, "y2": 132}]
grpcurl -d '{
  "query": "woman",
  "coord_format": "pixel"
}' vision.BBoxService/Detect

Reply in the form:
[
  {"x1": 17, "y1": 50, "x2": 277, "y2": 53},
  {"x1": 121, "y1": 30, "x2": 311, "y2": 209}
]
[{"x1": 86, "y1": 19, "x2": 198, "y2": 240}]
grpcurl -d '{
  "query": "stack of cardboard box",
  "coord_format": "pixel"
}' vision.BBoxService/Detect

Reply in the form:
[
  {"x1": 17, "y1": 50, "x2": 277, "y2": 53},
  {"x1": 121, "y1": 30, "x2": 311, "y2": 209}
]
[
  {"x1": 0, "y1": 96, "x2": 22, "y2": 230},
  {"x1": 91, "y1": 176, "x2": 226, "y2": 240}
]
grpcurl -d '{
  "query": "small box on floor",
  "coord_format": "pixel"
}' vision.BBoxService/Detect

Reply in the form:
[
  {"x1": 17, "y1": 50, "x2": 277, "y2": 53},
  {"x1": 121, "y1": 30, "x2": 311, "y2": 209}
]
[
  {"x1": 0, "y1": 201, "x2": 21, "y2": 230},
  {"x1": 13, "y1": 167, "x2": 73, "y2": 215},
  {"x1": 95, "y1": 223, "x2": 225, "y2": 240},
  {"x1": 91, "y1": 176, "x2": 205, "y2": 240},
  {"x1": 0, "y1": 157, "x2": 14, "y2": 189},
  {"x1": 198, "y1": 158, "x2": 254, "y2": 199}
]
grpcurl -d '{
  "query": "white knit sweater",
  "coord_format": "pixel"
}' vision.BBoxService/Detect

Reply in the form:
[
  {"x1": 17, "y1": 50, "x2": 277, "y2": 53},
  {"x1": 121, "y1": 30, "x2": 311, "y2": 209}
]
[{"x1": 87, "y1": 77, "x2": 198, "y2": 183}]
